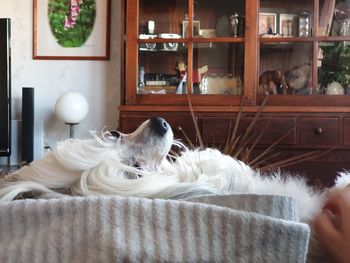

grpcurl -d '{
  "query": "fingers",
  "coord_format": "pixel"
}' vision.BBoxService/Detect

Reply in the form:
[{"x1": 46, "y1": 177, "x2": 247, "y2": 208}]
[
  {"x1": 314, "y1": 188, "x2": 350, "y2": 263},
  {"x1": 314, "y1": 190, "x2": 344, "y2": 256},
  {"x1": 314, "y1": 209, "x2": 341, "y2": 248}
]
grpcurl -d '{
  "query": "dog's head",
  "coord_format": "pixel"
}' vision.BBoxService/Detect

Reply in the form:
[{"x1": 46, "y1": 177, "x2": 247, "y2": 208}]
[
  {"x1": 43, "y1": 117, "x2": 174, "y2": 182},
  {"x1": 109, "y1": 117, "x2": 174, "y2": 175}
]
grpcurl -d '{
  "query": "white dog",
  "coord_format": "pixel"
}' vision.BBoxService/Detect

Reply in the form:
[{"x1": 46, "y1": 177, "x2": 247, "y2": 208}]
[{"x1": 1, "y1": 117, "x2": 350, "y2": 225}]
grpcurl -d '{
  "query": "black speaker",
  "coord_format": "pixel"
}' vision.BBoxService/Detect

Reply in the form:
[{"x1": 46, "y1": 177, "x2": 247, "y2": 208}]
[
  {"x1": 22, "y1": 87, "x2": 34, "y2": 163},
  {"x1": 0, "y1": 18, "x2": 11, "y2": 157}
]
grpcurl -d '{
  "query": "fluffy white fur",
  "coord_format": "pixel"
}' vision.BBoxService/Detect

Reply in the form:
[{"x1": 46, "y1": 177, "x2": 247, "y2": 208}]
[{"x1": 1, "y1": 118, "x2": 350, "y2": 225}]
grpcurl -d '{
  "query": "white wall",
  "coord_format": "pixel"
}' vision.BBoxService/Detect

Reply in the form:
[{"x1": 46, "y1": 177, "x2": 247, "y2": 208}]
[{"x1": 0, "y1": 0, "x2": 121, "y2": 151}]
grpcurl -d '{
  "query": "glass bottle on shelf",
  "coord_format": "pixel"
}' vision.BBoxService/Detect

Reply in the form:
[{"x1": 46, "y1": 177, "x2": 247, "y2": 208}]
[{"x1": 298, "y1": 12, "x2": 311, "y2": 37}]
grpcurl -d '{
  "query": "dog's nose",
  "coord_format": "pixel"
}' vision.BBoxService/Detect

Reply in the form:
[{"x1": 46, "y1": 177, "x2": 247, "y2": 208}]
[{"x1": 149, "y1": 117, "x2": 169, "y2": 136}]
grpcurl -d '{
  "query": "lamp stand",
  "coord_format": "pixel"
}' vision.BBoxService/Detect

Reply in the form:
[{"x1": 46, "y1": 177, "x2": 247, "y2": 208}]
[{"x1": 66, "y1": 123, "x2": 77, "y2": 138}]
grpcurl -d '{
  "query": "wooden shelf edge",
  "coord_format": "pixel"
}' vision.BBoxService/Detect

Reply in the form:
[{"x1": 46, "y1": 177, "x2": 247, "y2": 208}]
[
  {"x1": 260, "y1": 36, "x2": 350, "y2": 43},
  {"x1": 138, "y1": 37, "x2": 245, "y2": 43},
  {"x1": 119, "y1": 105, "x2": 350, "y2": 113}
]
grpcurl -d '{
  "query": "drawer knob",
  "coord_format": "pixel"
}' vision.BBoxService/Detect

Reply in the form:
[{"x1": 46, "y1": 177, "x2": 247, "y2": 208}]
[
  {"x1": 314, "y1": 128, "x2": 323, "y2": 135},
  {"x1": 176, "y1": 126, "x2": 183, "y2": 132}
]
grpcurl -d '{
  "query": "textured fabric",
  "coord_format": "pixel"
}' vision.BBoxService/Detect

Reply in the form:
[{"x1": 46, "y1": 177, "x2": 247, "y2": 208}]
[
  {"x1": 0, "y1": 194, "x2": 310, "y2": 263},
  {"x1": 185, "y1": 194, "x2": 299, "y2": 221}
]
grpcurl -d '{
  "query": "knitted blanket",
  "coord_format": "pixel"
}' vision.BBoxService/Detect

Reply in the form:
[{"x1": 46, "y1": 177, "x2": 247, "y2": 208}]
[{"x1": 0, "y1": 194, "x2": 310, "y2": 263}]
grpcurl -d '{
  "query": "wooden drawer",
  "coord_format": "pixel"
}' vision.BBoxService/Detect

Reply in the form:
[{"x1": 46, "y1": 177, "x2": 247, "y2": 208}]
[
  {"x1": 344, "y1": 117, "x2": 350, "y2": 145},
  {"x1": 201, "y1": 117, "x2": 296, "y2": 145},
  {"x1": 299, "y1": 117, "x2": 339, "y2": 145},
  {"x1": 120, "y1": 113, "x2": 197, "y2": 144}
]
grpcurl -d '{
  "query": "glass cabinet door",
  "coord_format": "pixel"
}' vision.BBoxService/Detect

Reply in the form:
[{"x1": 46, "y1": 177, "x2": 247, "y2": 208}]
[
  {"x1": 317, "y1": 1, "x2": 350, "y2": 95},
  {"x1": 139, "y1": 0, "x2": 187, "y2": 37},
  {"x1": 192, "y1": 0, "x2": 245, "y2": 95},
  {"x1": 260, "y1": 0, "x2": 313, "y2": 38},
  {"x1": 192, "y1": 43, "x2": 244, "y2": 95},
  {"x1": 259, "y1": 42, "x2": 313, "y2": 95},
  {"x1": 137, "y1": 0, "x2": 187, "y2": 95},
  {"x1": 136, "y1": 0, "x2": 245, "y2": 96},
  {"x1": 258, "y1": 0, "x2": 314, "y2": 96},
  {"x1": 318, "y1": 41, "x2": 350, "y2": 95},
  {"x1": 258, "y1": 0, "x2": 350, "y2": 99}
]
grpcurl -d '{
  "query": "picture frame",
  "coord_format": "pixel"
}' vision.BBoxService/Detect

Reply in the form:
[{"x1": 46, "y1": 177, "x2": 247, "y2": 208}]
[
  {"x1": 259, "y1": 13, "x2": 277, "y2": 35},
  {"x1": 182, "y1": 20, "x2": 200, "y2": 38},
  {"x1": 279, "y1": 14, "x2": 298, "y2": 36},
  {"x1": 33, "y1": 0, "x2": 111, "y2": 60}
]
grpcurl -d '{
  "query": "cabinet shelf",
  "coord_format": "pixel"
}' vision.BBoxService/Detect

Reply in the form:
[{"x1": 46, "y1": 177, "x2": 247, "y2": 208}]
[
  {"x1": 260, "y1": 36, "x2": 350, "y2": 43},
  {"x1": 139, "y1": 37, "x2": 245, "y2": 43},
  {"x1": 260, "y1": 37, "x2": 315, "y2": 43}
]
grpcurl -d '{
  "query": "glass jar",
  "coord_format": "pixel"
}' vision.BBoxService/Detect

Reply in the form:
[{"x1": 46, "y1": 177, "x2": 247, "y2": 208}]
[
  {"x1": 341, "y1": 19, "x2": 350, "y2": 36},
  {"x1": 298, "y1": 12, "x2": 311, "y2": 37}
]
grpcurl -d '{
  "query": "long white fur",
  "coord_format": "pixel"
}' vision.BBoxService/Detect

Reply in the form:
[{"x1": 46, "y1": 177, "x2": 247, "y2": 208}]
[
  {"x1": 1, "y1": 119, "x2": 350, "y2": 224},
  {"x1": 0, "y1": 119, "x2": 218, "y2": 200}
]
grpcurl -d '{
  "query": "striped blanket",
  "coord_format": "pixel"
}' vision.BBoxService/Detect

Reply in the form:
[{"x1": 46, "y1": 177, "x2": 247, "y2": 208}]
[{"x1": 0, "y1": 194, "x2": 310, "y2": 262}]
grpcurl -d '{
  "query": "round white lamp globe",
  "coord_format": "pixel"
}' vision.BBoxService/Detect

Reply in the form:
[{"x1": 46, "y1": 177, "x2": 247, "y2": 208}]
[{"x1": 55, "y1": 92, "x2": 89, "y2": 124}]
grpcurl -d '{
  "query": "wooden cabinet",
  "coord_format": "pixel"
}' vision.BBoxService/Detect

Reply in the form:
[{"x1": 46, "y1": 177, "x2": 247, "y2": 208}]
[{"x1": 120, "y1": 0, "x2": 350, "y2": 186}]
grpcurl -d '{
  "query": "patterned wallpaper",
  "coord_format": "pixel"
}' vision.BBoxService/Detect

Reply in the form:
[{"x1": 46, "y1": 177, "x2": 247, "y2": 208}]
[{"x1": 0, "y1": 0, "x2": 121, "y2": 149}]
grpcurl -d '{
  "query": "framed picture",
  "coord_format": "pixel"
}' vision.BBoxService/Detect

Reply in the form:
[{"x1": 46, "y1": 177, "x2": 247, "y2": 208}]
[
  {"x1": 259, "y1": 13, "x2": 277, "y2": 35},
  {"x1": 33, "y1": 0, "x2": 111, "y2": 60},
  {"x1": 279, "y1": 14, "x2": 298, "y2": 36},
  {"x1": 182, "y1": 20, "x2": 200, "y2": 38}
]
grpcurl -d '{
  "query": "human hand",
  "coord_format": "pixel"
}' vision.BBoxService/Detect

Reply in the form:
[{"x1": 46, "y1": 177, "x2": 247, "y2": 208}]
[{"x1": 314, "y1": 187, "x2": 350, "y2": 263}]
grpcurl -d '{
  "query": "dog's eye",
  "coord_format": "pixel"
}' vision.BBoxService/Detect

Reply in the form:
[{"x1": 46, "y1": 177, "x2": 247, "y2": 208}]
[
  {"x1": 110, "y1": 131, "x2": 121, "y2": 138},
  {"x1": 133, "y1": 163, "x2": 143, "y2": 178},
  {"x1": 133, "y1": 162, "x2": 141, "y2": 169}
]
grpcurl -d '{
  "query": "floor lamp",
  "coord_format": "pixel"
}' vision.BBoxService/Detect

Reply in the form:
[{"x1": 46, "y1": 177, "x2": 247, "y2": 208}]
[{"x1": 55, "y1": 92, "x2": 89, "y2": 138}]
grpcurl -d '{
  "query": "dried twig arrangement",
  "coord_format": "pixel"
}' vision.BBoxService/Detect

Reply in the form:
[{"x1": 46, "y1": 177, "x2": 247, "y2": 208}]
[{"x1": 179, "y1": 95, "x2": 332, "y2": 172}]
